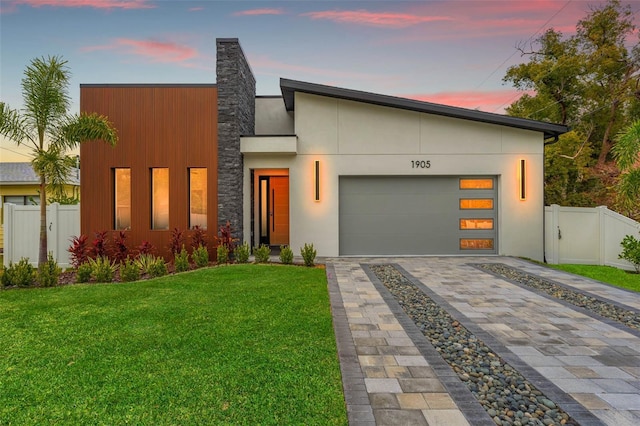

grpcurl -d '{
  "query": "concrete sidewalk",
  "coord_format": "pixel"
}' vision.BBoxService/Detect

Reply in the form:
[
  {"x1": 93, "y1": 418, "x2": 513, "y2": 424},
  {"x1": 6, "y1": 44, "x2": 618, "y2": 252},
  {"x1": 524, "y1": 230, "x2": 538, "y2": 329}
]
[{"x1": 326, "y1": 257, "x2": 640, "y2": 426}]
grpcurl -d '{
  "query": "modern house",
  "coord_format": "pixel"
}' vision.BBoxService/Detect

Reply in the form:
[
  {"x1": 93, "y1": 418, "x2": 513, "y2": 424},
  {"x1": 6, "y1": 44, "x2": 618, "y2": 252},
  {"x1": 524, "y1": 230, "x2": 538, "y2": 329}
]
[
  {"x1": 0, "y1": 161, "x2": 79, "y2": 253},
  {"x1": 80, "y1": 38, "x2": 568, "y2": 261}
]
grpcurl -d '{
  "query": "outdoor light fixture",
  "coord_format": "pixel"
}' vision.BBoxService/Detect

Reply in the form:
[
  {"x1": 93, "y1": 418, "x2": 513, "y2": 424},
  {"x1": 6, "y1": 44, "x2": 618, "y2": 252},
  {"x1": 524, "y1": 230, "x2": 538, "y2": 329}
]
[
  {"x1": 315, "y1": 160, "x2": 320, "y2": 201},
  {"x1": 519, "y1": 159, "x2": 526, "y2": 200}
]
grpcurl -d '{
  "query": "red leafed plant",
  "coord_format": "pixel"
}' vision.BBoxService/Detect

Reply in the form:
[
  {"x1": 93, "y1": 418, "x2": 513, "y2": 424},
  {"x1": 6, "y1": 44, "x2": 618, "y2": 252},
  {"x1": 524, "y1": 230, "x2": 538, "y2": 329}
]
[
  {"x1": 138, "y1": 240, "x2": 154, "y2": 256},
  {"x1": 112, "y1": 231, "x2": 129, "y2": 263},
  {"x1": 191, "y1": 225, "x2": 208, "y2": 250},
  {"x1": 169, "y1": 227, "x2": 185, "y2": 255},
  {"x1": 68, "y1": 234, "x2": 90, "y2": 268},
  {"x1": 218, "y1": 221, "x2": 237, "y2": 252},
  {"x1": 91, "y1": 231, "x2": 109, "y2": 259}
]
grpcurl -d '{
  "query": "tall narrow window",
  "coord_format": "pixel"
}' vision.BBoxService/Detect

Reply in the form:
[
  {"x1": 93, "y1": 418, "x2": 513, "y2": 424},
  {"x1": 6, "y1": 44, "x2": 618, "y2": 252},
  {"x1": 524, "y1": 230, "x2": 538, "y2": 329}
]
[
  {"x1": 189, "y1": 168, "x2": 207, "y2": 229},
  {"x1": 114, "y1": 168, "x2": 131, "y2": 230},
  {"x1": 151, "y1": 168, "x2": 169, "y2": 230}
]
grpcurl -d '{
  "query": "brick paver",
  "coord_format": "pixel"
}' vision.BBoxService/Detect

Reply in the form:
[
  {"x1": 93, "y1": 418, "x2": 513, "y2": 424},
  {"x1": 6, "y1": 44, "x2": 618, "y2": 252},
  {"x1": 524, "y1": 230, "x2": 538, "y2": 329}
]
[{"x1": 327, "y1": 257, "x2": 640, "y2": 426}]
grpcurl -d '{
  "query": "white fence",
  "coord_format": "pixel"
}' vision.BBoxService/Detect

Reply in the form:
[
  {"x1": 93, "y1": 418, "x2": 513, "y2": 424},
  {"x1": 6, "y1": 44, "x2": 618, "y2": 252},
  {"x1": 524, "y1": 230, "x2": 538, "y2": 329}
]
[
  {"x1": 3, "y1": 203, "x2": 80, "y2": 268},
  {"x1": 3, "y1": 202, "x2": 639, "y2": 270},
  {"x1": 545, "y1": 204, "x2": 640, "y2": 270}
]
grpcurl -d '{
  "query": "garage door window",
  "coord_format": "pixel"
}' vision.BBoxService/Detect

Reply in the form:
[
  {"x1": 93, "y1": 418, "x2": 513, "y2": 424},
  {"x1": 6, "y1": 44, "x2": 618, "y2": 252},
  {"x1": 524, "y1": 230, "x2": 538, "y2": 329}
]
[
  {"x1": 460, "y1": 199, "x2": 493, "y2": 209},
  {"x1": 460, "y1": 219, "x2": 494, "y2": 230},
  {"x1": 460, "y1": 238, "x2": 494, "y2": 250},
  {"x1": 460, "y1": 179, "x2": 493, "y2": 189}
]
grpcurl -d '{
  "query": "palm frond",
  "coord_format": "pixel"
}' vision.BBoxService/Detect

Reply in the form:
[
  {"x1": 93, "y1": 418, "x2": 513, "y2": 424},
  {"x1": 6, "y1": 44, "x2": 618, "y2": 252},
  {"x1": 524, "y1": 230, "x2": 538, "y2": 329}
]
[
  {"x1": 0, "y1": 102, "x2": 35, "y2": 148},
  {"x1": 56, "y1": 112, "x2": 118, "y2": 150},
  {"x1": 32, "y1": 146, "x2": 75, "y2": 197},
  {"x1": 613, "y1": 119, "x2": 640, "y2": 171},
  {"x1": 21, "y1": 56, "x2": 71, "y2": 146}
]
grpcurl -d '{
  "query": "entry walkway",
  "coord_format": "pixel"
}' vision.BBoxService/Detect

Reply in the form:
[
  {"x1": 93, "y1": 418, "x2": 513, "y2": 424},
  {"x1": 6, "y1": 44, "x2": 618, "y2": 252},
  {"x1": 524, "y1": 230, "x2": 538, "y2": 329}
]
[{"x1": 326, "y1": 257, "x2": 640, "y2": 426}]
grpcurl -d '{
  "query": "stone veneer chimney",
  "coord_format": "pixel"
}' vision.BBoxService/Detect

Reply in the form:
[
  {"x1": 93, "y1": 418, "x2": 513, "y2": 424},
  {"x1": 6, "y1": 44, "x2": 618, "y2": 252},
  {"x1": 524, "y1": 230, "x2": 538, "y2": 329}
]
[{"x1": 216, "y1": 38, "x2": 256, "y2": 241}]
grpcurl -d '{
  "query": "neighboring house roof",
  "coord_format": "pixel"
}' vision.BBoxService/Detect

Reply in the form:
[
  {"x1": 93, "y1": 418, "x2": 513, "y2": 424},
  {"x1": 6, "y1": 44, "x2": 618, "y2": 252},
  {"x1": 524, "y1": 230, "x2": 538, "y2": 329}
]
[
  {"x1": 0, "y1": 162, "x2": 80, "y2": 186},
  {"x1": 280, "y1": 78, "x2": 569, "y2": 140}
]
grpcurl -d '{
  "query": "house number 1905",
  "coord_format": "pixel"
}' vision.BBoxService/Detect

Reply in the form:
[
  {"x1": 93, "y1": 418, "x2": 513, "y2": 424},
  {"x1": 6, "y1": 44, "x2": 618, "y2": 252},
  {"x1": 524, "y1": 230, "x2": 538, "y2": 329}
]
[{"x1": 411, "y1": 160, "x2": 431, "y2": 169}]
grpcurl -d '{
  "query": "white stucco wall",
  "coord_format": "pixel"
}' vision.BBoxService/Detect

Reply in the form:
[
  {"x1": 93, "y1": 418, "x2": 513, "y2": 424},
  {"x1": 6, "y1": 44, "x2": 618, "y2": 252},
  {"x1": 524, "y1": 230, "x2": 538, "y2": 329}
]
[
  {"x1": 245, "y1": 92, "x2": 546, "y2": 261},
  {"x1": 255, "y1": 97, "x2": 294, "y2": 135}
]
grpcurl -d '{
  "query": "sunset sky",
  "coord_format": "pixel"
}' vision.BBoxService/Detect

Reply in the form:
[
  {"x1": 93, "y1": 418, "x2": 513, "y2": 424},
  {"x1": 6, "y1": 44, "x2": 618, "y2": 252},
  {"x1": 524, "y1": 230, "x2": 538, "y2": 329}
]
[{"x1": 1, "y1": 0, "x2": 638, "y2": 160}]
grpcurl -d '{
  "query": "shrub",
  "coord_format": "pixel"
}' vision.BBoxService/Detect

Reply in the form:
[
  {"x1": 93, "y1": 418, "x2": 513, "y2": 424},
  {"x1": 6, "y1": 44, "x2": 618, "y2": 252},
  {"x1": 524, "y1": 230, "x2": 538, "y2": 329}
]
[
  {"x1": 120, "y1": 257, "x2": 140, "y2": 282},
  {"x1": 76, "y1": 262, "x2": 92, "y2": 283},
  {"x1": 217, "y1": 244, "x2": 229, "y2": 264},
  {"x1": 234, "y1": 242, "x2": 251, "y2": 264},
  {"x1": 138, "y1": 240, "x2": 154, "y2": 256},
  {"x1": 148, "y1": 257, "x2": 168, "y2": 278},
  {"x1": 135, "y1": 253, "x2": 156, "y2": 275},
  {"x1": 169, "y1": 227, "x2": 185, "y2": 255},
  {"x1": 91, "y1": 231, "x2": 109, "y2": 259},
  {"x1": 1, "y1": 258, "x2": 35, "y2": 288},
  {"x1": 192, "y1": 244, "x2": 209, "y2": 268},
  {"x1": 89, "y1": 256, "x2": 117, "y2": 283},
  {"x1": 279, "y1": 245, "x2": 294, "y2": 265},
  {"x1": 174, "y1": 246, "x2": 190, "y2": 273},
  {"x1": 218, "y1": 221, "x2": 237, "y2": 253},
  {"x1": 300, "y1": 243, "x2": 317, "y2": 267},
  {"x1": 68, "y1": 234, "x2": 90, "y2": 268},
  {"x1": 619, "y1": 234, "x2": 640, "y2": 273},
  {"x1": 191, "y1": 225, "x2": 208, "y2": 250},
  {"x1": 112, "y1": 231, "x2": 129, "y2": 263},
  {"x1": 38, "y1": 253, "x2": 61, "y2": 287},
  {"x1": 254, "y1": 244, "x2": 271, "y2": 264}
]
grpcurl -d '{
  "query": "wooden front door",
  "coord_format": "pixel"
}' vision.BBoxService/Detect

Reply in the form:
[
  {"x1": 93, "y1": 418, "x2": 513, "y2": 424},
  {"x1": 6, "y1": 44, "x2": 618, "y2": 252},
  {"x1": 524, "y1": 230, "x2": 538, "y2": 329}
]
[{"x1": 259, "y1": 176, "x2": 289, "y2": 246}]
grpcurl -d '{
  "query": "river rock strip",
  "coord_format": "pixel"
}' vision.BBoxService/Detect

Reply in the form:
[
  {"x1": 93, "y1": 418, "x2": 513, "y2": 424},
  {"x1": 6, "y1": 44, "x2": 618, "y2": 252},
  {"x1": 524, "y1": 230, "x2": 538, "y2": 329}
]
[{"x1": 370, "y1": 264, "x2": 578, "y2": 426}]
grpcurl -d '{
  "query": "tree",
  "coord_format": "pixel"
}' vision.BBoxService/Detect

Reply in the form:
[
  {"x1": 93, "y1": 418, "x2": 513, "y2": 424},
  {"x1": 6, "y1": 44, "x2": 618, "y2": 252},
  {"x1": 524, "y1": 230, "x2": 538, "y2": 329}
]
[
  {"x1": 503, "y1": 0, "x2": 640, "y2": 208},
  {"x1": 576, "y1": 0, "x2": 640, "y2": 166},
  {"x1": 0, "y1": 56, "x2": 117, "y2": 266}
]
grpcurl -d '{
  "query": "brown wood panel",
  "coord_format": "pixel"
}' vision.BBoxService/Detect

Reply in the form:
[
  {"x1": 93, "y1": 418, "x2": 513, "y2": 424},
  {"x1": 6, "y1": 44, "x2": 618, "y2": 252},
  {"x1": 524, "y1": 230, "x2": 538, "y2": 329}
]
[{"x1": 80, "y1": 85, "x2": 218, "y2": 259}]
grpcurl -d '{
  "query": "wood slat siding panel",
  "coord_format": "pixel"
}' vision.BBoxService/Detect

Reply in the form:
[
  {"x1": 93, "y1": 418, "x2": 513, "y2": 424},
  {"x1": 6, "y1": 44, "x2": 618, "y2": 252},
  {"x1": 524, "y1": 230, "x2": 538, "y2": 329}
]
[{"x1": 80, "y1": 85, "x2": 218, "y2": 259}]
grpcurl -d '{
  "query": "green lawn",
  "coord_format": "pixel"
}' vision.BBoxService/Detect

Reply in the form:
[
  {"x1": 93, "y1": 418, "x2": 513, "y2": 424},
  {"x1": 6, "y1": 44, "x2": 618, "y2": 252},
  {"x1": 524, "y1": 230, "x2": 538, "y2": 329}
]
[
  {"x1": 0, "y1": 265, "x2": 347, "y2": 425},
  {"x1": 547, "y1": 263, "x2": 640, "y2": 292}
]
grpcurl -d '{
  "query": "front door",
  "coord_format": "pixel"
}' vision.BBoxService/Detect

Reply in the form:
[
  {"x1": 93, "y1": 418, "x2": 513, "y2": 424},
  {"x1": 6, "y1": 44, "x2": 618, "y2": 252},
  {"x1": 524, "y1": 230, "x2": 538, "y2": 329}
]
[{"x1": 258, "y1": 176, "x2": 289, "y2": 246}]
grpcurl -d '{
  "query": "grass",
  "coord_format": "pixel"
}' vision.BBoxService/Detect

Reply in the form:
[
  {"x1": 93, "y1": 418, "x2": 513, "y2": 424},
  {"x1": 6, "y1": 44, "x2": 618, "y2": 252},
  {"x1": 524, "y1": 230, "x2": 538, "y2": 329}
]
[
  {"x1": 546, "y1": 263, "x2": 640, "y2": 292},
  {"x1": 0, "y1": 264, "x2": 347, "y2": 425}
]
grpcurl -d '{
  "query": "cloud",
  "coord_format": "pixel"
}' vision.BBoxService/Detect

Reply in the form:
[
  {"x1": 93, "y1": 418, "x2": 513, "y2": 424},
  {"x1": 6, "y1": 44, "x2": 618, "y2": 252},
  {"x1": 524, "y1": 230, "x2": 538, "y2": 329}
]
[
  {"x1": 300, "y1": 9, "x2": 452, "y2": 28},
  {"x1": 82, "y1": 38, "x2": 198, "y2": 63},
  {"x1": 8, "y1": 0, "x2": 154, "y2": 9},
  {"x1": 188, "y1": 7, "x2": 204, "y2": 12},
  {"x1": 233, "y1": 8, "x2": 284, "y2": 17},
  {"x1": 404, "y1": 89, "x2": 533, "y2": 113}
]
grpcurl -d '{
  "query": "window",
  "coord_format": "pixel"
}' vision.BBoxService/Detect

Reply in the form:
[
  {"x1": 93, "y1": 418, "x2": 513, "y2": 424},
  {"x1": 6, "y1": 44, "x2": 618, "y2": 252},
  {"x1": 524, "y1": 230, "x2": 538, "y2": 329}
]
[
  {"x1": 151, "y1": 168, "x2": 169, "y2": 230},
  {"x1": 3, "y1": 195, "x2": 39, "y2": 205},
  {"x1": 114, "y1": 168, "x2": 131, "y2": 230},
  {"x1": 189, "y1": 168, "x2": 207, "y2": 229},
  {"x1": 460, "y1": 178, "x2": 493, "y2": 189},
  {"x1": 460, "y1": 239, "x2": 494, "y2": 250},
  {"x1": 459, "y1": 199, "x2": 493, "y2": 209},
  {"x1": 460, "y1": 219, "x2": 494, "y2": 230}
]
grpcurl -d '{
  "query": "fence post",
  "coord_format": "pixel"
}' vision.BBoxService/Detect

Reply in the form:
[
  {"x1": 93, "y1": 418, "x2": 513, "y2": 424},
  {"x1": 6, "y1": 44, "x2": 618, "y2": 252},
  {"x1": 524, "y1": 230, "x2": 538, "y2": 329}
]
[
  {"x1": 550, "y1": 204, "x2": 560, "y2": 264},
  {"x1": 48, "y1": 203, "x2": 59, "y2": 262},
  {"x1": 3, "y1": 203, "x2": 14, "y2": 268},
  {"x1": 597, "y1": 206, "x2": 606, "y2": 266}
]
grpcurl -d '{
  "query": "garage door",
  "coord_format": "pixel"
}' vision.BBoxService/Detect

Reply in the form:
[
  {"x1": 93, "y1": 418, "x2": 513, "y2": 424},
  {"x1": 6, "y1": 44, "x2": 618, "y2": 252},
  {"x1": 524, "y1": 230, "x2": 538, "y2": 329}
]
[{"x1": 339, "y1": 176, "x2": 497, "y2": 255}]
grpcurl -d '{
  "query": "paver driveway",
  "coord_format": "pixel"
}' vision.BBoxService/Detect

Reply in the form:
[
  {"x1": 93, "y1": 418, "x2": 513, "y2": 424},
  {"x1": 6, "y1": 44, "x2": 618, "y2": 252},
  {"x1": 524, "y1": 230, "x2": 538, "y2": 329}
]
[{"x1": 326, "y1": 257, "x2": 640, "y2": 426}]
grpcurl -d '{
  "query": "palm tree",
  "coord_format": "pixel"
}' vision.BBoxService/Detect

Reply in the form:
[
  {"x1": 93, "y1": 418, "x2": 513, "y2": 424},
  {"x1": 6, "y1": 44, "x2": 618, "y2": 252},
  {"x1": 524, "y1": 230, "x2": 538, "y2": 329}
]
[
  {"x1": 612, "y1": 119, "x2": 640, "y2": 217},
  {"x1": 0, "y1": 56, "x2": 118, "y2": 266}
]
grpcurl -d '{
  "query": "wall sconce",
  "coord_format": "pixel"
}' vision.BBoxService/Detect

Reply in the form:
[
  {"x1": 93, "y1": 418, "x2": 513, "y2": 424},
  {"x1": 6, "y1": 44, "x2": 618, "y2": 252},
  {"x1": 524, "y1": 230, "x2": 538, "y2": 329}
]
[
  {"x1": 519, "y1": 159, "x2": 526, "y2": 200},
  {"x1": 315, "y1": 160, "x2": 320, "y2": 201}
]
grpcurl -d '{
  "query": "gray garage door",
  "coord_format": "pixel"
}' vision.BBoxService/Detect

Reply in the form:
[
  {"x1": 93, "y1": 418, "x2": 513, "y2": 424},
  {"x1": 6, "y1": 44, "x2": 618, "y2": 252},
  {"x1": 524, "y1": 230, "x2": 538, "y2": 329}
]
[{"x1": 339, "y1": 176, "x2": 497, "y2": 255}]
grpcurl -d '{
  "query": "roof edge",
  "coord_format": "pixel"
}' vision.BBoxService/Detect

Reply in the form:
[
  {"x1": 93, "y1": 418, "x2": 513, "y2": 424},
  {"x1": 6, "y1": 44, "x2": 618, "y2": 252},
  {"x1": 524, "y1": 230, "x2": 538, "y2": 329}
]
[{"x1": 280, "y1": 78, "x2": 569, "y2": 139}]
